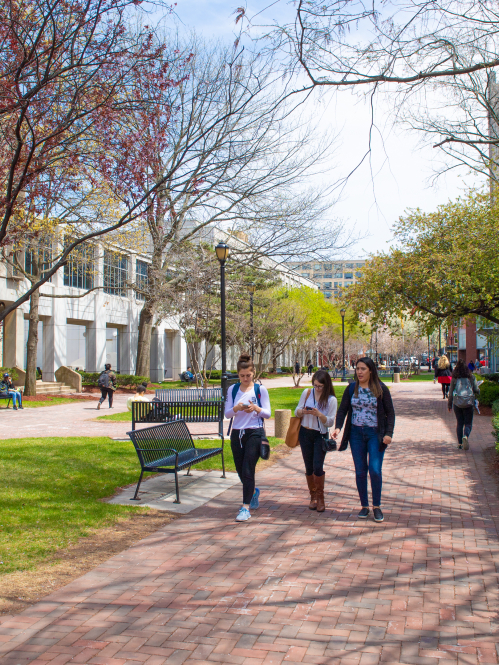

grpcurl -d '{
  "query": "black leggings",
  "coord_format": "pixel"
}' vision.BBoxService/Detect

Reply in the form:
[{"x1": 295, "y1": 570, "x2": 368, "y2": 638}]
[
  {"x1": 99, "y1": 387, "x2": 114, "y2": 407},
  {"x1": 453, "y1": 405, "x2": 473, "y2": 444},
  {"x1": 299, "y1": 426, "x2": 326, "y2": 477},
  {"x1": 441, "y1": 383, "x2": 450, "y2": 397},
  {"x1": 231, "y1": 428, "x2": 263, "y2": 504}
]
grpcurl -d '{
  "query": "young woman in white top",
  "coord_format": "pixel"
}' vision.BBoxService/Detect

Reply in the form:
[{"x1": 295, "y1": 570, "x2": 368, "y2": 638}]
[
  {"x1": 294, "y1": 370, "x2": 337, "y2": 512},
  {"x1": 224, "y1": 353, "x2": 271, "y2": 522}
]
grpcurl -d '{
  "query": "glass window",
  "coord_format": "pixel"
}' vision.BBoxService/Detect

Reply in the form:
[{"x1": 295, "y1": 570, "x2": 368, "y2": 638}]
[
  {"x1": 323, "y1": 273, "x2": 332, "y2": 278},
  {"x1": 25, "y1": 238, "x2": 52, "y2": 282},
  {"x1": 355, "y1": 271, "x2": 362, "y2": 279},
  {"x1": 314, "y1": 264, "x2": 322, "y2": 270},
  {"x1": 302, "y1": 273, "x2": 310, "y2": 278},
  {"x1": 344, "y1": 272, "x2": 353, "y2": 279},
  {"x1": 334, "y1": 272, "x2": 343, "y2": 278},
  {"x1": 345, "y1": 263, "x2": 354, "y2": 268},
  {"x1": 64, "y1": 243, "x2": 94, "y2": 290},
  {"x1": 323, "y1": 282, "x2": 332, "y2": 288},
  {"x1": 356, "y1": 262, "x2": 364, "y2": 267},
  {"x1": 323, "y1": 263, "x2": 332, "y2": 270},
  {"x1": 324, "y1": 291, "x2": 332, "y2": 298},
  {"x1": 313, "y1": 273, "x2": 322, "y2": 279},
  {"x1": 104, "y1": 251, "x2": 128, "y2": 296},
  {"x1": 334, "y1": 281, "x2": 342, "y2": 287},
  {"x1": 301, "y1": 264, "x2": 311, "y2": 270},
  {"x1": 135, "y1": 260, "x2": 148, "y2": 301},
  {"x1": 334, "y1": 263, "x2": 343, "y2": 270}
]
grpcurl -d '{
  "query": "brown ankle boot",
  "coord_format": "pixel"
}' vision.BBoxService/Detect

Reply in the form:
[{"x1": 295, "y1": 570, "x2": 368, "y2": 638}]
[
  {"x1": 313, "y1": 474, "x2": 325, "y2": 512},
  {"x1": 306, "y1": 475, "x2": 317, "y2": 510}
]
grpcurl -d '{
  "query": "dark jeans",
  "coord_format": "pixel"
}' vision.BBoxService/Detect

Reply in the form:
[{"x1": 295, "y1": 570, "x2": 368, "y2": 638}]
[
  {"x1": 99, "y1": 387, "x2": 114, "y2": 407},
  {"x1": 441, "y1": 383, "x2": 450, "y2": 397},
  {"x1": 350, "y1": 425, "x2": 385, "y2": 507},
  {"x1": 453, "y1": 405, "x2": 473, "y2": 444},
  {"x1": 299, "y1": 426, "x2": 326, "y2": 477},
  {"x1": 231, "y1": 428, "x2": 263, "y2": 504}
]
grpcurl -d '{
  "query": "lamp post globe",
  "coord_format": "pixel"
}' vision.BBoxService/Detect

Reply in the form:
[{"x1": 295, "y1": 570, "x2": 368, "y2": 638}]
[{"x1": 215, "y1": 242, "x2": 230, "y2": 398}]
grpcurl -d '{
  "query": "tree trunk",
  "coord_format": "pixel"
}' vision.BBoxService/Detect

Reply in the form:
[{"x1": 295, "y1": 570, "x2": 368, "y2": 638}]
[
  {"x1": 25, "y1": 289, "x2": 40, "y2": 396},
  {"x1": 135, "y1": 302, "x2": 155, "y2": 377},
  {"x1": 272, "y1": 347, "x2": 277, "y2": 373}
]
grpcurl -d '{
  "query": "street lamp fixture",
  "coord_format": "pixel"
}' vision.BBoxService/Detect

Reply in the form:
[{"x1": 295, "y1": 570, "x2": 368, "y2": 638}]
[
  {"x1": 215, "y1": 242, "x2": 230, "y2": 399},
  {"x1": 340, "y1": 308, "x2": 347, "y2": 382},
  {"x1": 249, "y1": 282, "x2": 256, "y2": 359}
]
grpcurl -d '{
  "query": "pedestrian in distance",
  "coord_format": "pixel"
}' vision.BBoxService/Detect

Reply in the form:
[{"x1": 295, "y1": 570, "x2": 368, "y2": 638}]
[
  {"x1": 435, "y1": 355, "x2": 453, "y2": 398},
  {"x1": 332, "y1": 357, "x2": 395, "y2": 523},
  {"x1": 467, "y1": 360, "x2": 475, "y2": 372},
  {"x1": 294, "y1": 360, "x2": 301, "y2": 375},
  {"x1": 307, "y1": 360, "x2": 314, "y2": 376},
  {"x1": 294, "y1": 370, "x2": 337, "y2": 512},
  {"x1": 225, "y1": 353, "x2": 271, "y2": 522},
  {"x1": 97, "y1": 363, "x2": 117, "y2": 409},
  {"x1": 448, "y1": 358, "x2": 480, "y2": 450}
]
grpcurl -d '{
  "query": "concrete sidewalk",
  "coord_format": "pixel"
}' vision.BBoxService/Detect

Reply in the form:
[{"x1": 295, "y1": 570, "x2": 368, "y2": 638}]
[{"x1": 1, "y1": 382, "x2": 498, "y2": 664}]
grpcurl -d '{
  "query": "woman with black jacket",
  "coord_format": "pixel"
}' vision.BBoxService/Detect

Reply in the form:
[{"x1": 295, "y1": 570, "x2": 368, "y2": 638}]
[
  {"x1": 434, "y1": 355, "x2": 453, "y2": 398},
  {"x1": 332, "y1": 357, "x2": 395, "y2": 523}
]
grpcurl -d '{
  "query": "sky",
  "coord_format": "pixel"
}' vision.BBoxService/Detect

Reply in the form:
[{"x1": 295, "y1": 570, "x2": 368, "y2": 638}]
[{"x1": 170, "y1": 0, "x2": 484, "y2": 259}]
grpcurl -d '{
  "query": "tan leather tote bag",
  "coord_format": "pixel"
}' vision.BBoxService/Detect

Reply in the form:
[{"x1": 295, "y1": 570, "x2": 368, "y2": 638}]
[{"x1": 285, "y1": 389, "x2": 311, "y2": 448}]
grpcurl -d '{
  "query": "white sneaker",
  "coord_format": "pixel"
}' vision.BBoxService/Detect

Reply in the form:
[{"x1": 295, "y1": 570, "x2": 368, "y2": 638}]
[
  {"x1": 235, "y1": 507, "x2": 251, "y2": 522},
  {"x1": 462, "y1": 435, "x2": 469, "y2": 450}
]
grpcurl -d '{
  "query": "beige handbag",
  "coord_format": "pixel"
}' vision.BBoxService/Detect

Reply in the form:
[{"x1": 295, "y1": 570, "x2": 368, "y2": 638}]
[{"x1": 285, "y1": 389, "x2": 312, "y2": 448}]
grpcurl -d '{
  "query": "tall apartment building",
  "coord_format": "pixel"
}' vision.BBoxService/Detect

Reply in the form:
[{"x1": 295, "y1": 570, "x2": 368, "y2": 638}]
[{"x1": 285, "y1": 259, "x2": 366, "y2": 300}]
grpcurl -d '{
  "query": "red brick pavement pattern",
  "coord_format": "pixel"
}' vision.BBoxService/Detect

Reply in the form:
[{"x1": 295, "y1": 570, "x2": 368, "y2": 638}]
[{"x1": 1, "y1": 382, "x2": 499, "y2": 665}]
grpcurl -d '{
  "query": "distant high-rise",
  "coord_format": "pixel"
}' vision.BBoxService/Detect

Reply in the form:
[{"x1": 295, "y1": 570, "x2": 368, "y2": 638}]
[{"x1": 285, "y1": 259, "x2": 366, "y2": 301}]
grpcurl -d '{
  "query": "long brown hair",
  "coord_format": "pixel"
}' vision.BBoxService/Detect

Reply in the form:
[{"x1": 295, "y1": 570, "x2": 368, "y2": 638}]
[
  {"x1": 312, "y1": 369, "x2": 335, "y2": 408},
  {"x1": 354, "y1": 357, "x2": 383, "y2": 398}
]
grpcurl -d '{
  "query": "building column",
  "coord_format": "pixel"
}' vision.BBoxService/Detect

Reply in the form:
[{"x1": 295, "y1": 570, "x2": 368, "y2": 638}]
[
  {"x1": 3, "y1": 308, "x2": 24, "y2": 369},
  {"x1": 43, "y1": 299, "x2": 66, "y2": 381},
  {"x1": 465, "y1": 320, "x2": 477, "y2": 365},
  {"x1": 86, "y1": 246, "x2": 106, "y2": 373},
  {"x1": 173, "y1": 330, "x2": 186, "y2": 378},
  {"x1": 150, "y1": 326, "x2": 165, "y2": 382}
]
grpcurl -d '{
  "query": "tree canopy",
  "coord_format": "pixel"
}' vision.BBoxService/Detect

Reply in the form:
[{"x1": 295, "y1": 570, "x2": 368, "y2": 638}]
[{"x1": 344, "y1": 189, "x2": 499, "y2": 331}]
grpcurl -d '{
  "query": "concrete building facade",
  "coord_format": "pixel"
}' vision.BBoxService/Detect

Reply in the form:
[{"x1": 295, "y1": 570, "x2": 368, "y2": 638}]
[{"x1": 285, "y1": 259, "x2": 366, "y2": 301}]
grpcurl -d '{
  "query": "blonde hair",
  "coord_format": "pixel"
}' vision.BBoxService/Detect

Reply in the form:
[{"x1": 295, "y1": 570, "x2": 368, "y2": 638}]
[{"x1": 438, "y1": 355, "x2": 450, "y2": 369}]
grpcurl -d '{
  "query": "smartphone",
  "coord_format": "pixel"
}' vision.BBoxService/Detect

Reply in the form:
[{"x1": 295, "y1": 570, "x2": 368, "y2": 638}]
[{"x1": 305, "y1": 406, "x2": 313, "y2": 411}]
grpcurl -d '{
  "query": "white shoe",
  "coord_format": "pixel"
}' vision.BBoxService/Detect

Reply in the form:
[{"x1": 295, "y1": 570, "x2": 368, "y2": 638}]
[
  {"x1": 462, "y1": 435, "x2": 469, "y2": 450},
  {"x1": 235, "y1": 507, "x2": 251, "y2": 522}
]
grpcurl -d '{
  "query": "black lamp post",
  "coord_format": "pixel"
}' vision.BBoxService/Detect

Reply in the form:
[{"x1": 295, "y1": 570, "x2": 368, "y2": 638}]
[
  {"x1": 215, "y1": 242, "x2": 230, "y2": 399},
  {"x1": 249, "y1": 282, "x2": 256, "y2": 359},
  {"x1": 340, "y1": 308, "x2": 347, "y2": 382}
]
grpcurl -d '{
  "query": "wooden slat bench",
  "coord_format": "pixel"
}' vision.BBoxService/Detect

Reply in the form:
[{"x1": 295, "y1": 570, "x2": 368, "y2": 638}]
[{"x1": 127, "y1": 419, "x2": 225, "y2": 503}]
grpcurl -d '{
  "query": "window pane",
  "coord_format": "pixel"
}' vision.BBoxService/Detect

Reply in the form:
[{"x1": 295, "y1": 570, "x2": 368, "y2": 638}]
[
  {"x1": 135, "y1": 260, "x2": 148, "y2": 301},
  {"x1": 104, "y1": 251, "x2": 128, "y2": 296},
  {"x1": 64, "y1": 243, "x2": 94, "y2": 290},
  {"x1": 344, "y1": 272, "x2": 353, "y2": 279}
]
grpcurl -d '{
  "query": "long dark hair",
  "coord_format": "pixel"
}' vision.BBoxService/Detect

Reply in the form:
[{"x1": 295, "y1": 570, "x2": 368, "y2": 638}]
[
  {"x1": 452, "y1": 358, "x2": 472, "y2": 380},
  {"x1": 312, "y1": 369, "x2": 335, "y2": 408},
  {"x1": 354, "y1": 357, "x2": 383, "y2": 398}
]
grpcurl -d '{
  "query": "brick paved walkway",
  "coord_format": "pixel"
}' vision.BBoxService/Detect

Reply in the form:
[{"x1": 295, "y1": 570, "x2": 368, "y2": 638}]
[{"x1": 1, "y1": 382, "x2": 499, "y2": 664}]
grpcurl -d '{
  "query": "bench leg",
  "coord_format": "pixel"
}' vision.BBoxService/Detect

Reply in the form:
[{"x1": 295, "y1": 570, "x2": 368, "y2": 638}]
[
  {"x1": 130, "y1": 471, "x2": 144, "y2": 500},
  {"x1": 186, "y1": 466, "x2": 192, "y2": 476},
  {"x1": 221, "y1": 444, "x2": 226, "y2": 479},
  {"x1": 174, "y1": 469, "x2": 180, "y2": 503}
]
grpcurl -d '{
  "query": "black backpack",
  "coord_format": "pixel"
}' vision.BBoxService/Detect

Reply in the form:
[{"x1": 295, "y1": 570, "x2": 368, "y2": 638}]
[{"x1": 98, "y1": 371, "x2": 110, "y2": 389}]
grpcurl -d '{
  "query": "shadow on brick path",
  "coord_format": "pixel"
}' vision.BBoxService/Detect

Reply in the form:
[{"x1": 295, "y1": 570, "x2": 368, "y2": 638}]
[{"x1": 1, "y1": 382, "x2": 498, "y2": 665}]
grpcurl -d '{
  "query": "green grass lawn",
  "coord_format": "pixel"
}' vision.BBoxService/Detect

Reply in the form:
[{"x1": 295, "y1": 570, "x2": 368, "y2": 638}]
[
  {"x1": 21, "y1": 397, "x2": 89, "y2": 408},
  {"x1": 0, "y1": 435, "x2": 281, "y2": 575},
  {"x1": 96, "y1": 385, "x2": 349, "y2": 421}
]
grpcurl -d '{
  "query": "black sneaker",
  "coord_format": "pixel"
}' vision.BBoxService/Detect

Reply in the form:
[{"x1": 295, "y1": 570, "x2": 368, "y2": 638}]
[
  {"x1": 373, "y1": 507, "x2": 384, "y2": 522},
  {"x1": 458, "y1": 444, "x2": 463, "y2": 449},
  {"x1": 358, "y1": 507, "x2": 370, "y2": 519}
]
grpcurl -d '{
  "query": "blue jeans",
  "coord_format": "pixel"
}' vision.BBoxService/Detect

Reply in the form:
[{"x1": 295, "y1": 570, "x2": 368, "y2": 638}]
[
  {"x1": 350, "y1": 425, "x2": 385, "y2": 507},
  {"x1": 9, "y1": 390, "x2": 22, "y2": 407}
]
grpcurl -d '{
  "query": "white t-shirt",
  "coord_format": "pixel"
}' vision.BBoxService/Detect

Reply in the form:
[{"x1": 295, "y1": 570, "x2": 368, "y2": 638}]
[
  {"x1": 224, "y1": 384, "x2": 271, "y2": 430},
  {"x1": 294, "y1": 388, "x2": 337, "y2": 434}
]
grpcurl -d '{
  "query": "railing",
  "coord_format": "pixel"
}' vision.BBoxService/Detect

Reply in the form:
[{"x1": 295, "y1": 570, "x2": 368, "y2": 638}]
[{"x1": 155, "y1": 388, "x2": 222, "y2": 402}]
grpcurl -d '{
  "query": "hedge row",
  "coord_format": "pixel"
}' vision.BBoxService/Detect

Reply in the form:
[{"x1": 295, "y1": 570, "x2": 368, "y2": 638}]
[
  {"x1": 477, "y1": 380, "x2": 499, "y2": 407},
  {"x1": 80, "y1": 372, "x2": 149, "y2": 389},
  {"x1": 491, "y1": 399, "x2": 499, "y2": 452}
]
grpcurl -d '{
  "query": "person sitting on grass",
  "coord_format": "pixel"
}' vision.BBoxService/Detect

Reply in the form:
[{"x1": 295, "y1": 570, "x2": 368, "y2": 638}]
[
  {"x1": 1, "y1": 373, "x2": 23, "y2": 410},
  {"x1": 127, "y1": 385, "x2": 150, "y2": 412}
]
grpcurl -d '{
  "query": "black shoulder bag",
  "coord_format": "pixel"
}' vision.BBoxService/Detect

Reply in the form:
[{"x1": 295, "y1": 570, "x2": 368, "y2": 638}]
[{"x1": 313, "y1": 391, "x2": 336, "y2": 452}]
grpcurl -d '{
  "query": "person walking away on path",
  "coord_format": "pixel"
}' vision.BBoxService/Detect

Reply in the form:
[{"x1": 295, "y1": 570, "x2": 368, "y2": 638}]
[
  {"x1": 435, "y1": 355, "x2": 453, "y2": 398},
  {"x1": 294, "y1": 360, "x2": 301, "y2": 375},
  {"x1": 127, "y1": 385, "x2": 150, "y2": 411},
  {"x1": 307, "y1": 360, "x2": 314, "y2": 376},
  {"x1": 97, "y1": 363, "x2": 117, "y2": 409},
  {"x1": 332, "y1": 357, "x2": 395, "y2": 523},
  {"x1": 294, "y1": 370, "x2": 337, "y2": 512},
  {"x1": 225, "y1": 353, "x2": 271, "y2": 522},
  {"x1": 448, "y1": 358, "x2": 480, "y2": 450},
  {"x1": 0, "y1": 373, "x2": 23, "y2": 410}
]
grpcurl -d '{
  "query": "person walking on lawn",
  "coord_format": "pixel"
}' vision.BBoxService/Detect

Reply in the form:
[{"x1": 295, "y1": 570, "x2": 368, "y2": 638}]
[
  {"x1": 294, "y1": 370, "x2": 337, "y2": 512},
  {"x1": 332, "y1": 357, "x2": 395, "y2": 523},
  {"x1": 225, "y1": 353, "x2": 271, "y2": 523},
  {"x1": 448, "y1": 358, "x2": 480, "y2": 450},
  {"x1": 97, "y1": 363, "x2": 117, "y2": 409},
  {"x1": 435, "y1": 355, "x2": 453, "y2": 398}
]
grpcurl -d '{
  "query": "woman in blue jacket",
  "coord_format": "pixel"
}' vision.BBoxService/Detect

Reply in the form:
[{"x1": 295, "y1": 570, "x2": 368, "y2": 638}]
[{"x1": 332, "y1": 357, "x2": 395, "y2": 523}]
